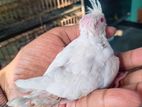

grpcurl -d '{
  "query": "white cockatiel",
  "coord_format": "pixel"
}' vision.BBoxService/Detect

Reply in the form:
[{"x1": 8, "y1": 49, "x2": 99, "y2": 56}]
[{"x1": 8, "y1": 0, "x2": 119, "y2": 107}]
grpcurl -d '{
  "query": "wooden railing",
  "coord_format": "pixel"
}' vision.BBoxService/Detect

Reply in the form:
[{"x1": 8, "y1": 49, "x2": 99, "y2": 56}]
[{"x1": 0, "y1": 0, "x2": 84, "y2": 67}]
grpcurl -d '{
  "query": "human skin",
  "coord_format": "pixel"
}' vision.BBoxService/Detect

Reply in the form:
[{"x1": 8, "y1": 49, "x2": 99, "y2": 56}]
[{"x1": 0, "y1": 25, "x2": 142, "y2": 107}]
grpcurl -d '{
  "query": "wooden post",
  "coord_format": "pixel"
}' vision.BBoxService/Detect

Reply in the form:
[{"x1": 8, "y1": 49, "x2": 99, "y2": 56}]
[
  {"x1": 57, "y1": 0, "x2": 61, "y2": 8},
  {"x1": 80, "y1": 0, "x2": 85, "y2": 15}
]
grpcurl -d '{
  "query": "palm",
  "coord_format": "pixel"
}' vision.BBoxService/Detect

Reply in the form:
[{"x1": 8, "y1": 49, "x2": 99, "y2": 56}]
[
  {"x1": 0, "y1": 25, "x2": 142, "y2": 107},
  {"x1": 1, "y1": 26, "x2": 76, "y2": 100}
]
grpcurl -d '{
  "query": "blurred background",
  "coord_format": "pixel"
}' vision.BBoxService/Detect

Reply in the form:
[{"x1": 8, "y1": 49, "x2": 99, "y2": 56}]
[{"x1": 0, "y1": 0, "x2": 142, "y2": 68}]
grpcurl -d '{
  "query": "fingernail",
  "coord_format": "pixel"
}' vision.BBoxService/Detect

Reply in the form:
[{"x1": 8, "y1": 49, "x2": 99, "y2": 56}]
[{"x1": 114, "y1": 30, "x2": 123, "y2": 37}]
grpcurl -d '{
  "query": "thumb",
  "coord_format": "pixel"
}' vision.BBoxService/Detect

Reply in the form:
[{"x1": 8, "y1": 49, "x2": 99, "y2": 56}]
[{"x1": 58, "y1": 89, "x2": 141, "y2": 107}]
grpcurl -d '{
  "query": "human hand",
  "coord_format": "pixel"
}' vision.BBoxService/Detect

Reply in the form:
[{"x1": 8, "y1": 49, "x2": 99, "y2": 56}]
[{"x1": 0, "y1": 25, "x2": 142, "y2": 107}]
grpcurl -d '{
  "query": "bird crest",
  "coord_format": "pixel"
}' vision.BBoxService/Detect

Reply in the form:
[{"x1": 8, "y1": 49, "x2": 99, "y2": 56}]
[{"x1": 87, "y1": 0, "x2": 102, "y2": 13}]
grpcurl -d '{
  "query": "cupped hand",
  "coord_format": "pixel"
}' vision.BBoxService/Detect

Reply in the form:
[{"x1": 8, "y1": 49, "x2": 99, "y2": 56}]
[{"x1": 0, "y1": 25, "x2": 142, "y2": 107}]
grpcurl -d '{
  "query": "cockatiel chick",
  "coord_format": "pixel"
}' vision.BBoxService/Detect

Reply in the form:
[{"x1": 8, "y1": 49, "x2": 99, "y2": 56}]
[{"x1": 8, "y1": 0, "x2": 119, "y2": 107}]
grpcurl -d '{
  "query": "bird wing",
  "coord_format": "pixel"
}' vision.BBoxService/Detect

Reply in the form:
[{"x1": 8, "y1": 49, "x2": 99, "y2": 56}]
[
  {"x1": 102, "y1": 55, "x2": 119, "y2": 87},
  {"x1": 16, "y1": 37, "x2": 101, "y2": 100}
]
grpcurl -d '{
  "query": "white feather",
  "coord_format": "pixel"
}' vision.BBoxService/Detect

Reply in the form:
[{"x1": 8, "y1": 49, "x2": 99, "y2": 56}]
[
  {"x1": 88, "y1": 0, "x2": 102, "y2": 13},
  {"x1": 15, "y1": 32, "x2": 119, "y2": 100}
]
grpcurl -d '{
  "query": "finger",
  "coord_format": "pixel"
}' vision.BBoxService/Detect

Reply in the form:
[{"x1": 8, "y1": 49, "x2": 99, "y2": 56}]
[
  {"x1": 106, "y1": 26, "x2": 117, "y2": 38},
  {"x1": 118, "y1": 48, "x2": 142, "y2": 70},
  {"x1": 62, "y1": 25, "x2": 80, "y2": 42},
  {"x1": 59, "y1": 89, "x2": 141, "y2": 107},
  {"x1": 45, "y1": 25, "x2": 79, "y2": 46},
  {"x1": 56, "y1": 25, "x2": 116, "y2": 43},
  {"x1": 121, "y1": 69, "x2": 142, "y2": 86},
  {"x1": 122, "y1": 82, "x2": 142, "y2": 98},
  {"x1": 63, "y1": 25, "x2": 116, "y2": 40}
]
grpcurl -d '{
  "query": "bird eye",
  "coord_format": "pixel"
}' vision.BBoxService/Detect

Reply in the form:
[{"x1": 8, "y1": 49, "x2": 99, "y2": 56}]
[{"x1": 100, "y1": 17, "x2": 104, "y2": 22}]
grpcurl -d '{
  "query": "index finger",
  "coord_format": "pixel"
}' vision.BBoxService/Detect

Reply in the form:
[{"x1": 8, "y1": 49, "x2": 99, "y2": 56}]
[{"x1": 62, "y1": 25, "x2": 116, "y2": 41}]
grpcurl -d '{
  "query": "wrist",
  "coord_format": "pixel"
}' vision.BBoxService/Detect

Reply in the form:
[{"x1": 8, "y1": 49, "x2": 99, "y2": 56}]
[
  {"x1": 0, "y1": 69, "x2": 6, "y2": 92},
  {"x1": 0, "y1": 69, "x2": 8, "y2": 105}
]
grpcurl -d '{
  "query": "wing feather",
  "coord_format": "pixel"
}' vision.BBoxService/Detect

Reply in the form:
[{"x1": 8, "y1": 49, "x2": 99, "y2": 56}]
[{"x1": 16, "y1": 37, "x2": 100, "y2": 100}]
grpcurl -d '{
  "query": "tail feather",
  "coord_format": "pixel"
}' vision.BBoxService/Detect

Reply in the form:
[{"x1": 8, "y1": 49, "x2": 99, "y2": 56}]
[
  {"x1": 7, "y1": 90, "x2": 61, "y2": 107},
  {"x1": 15, "y1": 76, "x2": 51, "y2": 90},
  {"x1": 7, "y1": 97, "x2": 29, "y2": 107}
]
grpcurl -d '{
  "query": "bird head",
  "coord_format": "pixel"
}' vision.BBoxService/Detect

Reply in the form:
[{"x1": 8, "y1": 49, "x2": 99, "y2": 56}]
[{"x1": 79, "y1": 0, "x2": 106, "y2": 36}]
